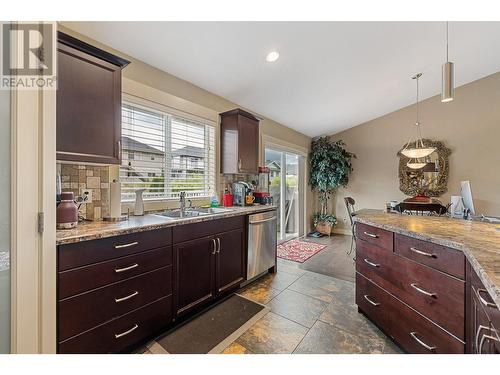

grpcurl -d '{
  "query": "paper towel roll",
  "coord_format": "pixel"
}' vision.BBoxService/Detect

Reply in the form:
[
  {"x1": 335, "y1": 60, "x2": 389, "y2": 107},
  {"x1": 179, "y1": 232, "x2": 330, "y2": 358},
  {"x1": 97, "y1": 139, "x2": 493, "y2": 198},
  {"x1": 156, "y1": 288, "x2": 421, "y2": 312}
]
[
  {"x1": 110, "y1": 180, "x2": 122, "y2": 218},
  {"x1": 450, "y1": 195, "x2": 463, "y2": 218}
]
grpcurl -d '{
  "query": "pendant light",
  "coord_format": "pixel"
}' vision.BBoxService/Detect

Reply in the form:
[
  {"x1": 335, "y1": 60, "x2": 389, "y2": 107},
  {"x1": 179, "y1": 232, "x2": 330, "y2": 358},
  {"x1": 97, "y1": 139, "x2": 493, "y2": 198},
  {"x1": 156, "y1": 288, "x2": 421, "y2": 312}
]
[
  {"x1": 441, "y1": 21, "x2": 455, "y2": 102},
  {"x1": 401, "y1": 73, "x2": 436, "y2": 165}
]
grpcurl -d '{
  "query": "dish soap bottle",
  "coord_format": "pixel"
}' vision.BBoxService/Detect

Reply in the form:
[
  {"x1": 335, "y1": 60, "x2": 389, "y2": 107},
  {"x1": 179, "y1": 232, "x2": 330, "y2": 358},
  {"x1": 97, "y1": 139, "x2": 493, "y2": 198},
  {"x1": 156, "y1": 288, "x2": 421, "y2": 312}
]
[{"x1": 210, "y1": 195, "x2": 219, "y2": 208}]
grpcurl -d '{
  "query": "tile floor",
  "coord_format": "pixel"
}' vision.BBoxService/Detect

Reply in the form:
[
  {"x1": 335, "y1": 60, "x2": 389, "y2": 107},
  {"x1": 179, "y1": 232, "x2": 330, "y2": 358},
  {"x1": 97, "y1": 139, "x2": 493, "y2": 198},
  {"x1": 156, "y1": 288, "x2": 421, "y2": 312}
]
[{"x1": 138, "y1": 235, "x2": 403, "y2": 355}]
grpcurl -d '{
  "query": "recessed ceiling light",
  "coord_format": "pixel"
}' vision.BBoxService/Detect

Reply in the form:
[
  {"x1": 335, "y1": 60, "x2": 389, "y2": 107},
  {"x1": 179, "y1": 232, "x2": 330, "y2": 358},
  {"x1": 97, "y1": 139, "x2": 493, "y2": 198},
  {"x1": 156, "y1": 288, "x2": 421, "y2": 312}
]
[{"x1": 266, "y1": 51, "x2": 279, "y2": 63}]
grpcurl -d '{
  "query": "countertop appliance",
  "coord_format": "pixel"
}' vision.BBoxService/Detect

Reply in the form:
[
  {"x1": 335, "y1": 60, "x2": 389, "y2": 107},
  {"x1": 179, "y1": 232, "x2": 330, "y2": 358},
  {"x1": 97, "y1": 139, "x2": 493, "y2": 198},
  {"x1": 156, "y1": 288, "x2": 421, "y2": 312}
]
[
  {"x1": 246, "y1": 210, "x2": 277, "y2": 281},
  {"x1": 232, "y1": 181, "x2": 254, "y2": 206}
]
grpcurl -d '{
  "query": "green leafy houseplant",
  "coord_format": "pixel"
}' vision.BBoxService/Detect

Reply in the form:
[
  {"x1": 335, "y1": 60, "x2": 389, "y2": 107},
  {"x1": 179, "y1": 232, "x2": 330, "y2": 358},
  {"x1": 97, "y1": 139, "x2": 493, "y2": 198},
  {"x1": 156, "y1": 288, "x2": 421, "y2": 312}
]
[{"x1": 309, "y1": 137, "x2": 356, "y2": 233}]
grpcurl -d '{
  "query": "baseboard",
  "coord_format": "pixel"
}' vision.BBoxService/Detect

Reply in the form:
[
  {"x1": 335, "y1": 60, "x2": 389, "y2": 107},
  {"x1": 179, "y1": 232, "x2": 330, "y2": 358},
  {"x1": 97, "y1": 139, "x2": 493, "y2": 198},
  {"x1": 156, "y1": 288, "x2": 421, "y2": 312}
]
[{"x1": 332, "y1": 228, "x2": 353, "y2": 236}]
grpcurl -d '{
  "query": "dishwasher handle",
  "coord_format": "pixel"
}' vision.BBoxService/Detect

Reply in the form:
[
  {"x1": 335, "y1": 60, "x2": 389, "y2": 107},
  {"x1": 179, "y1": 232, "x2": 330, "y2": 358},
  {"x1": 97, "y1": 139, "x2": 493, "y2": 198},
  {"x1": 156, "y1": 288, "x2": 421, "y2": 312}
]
[{"x1": 249, "y1": 216, "x2": 277, "y2": 225}]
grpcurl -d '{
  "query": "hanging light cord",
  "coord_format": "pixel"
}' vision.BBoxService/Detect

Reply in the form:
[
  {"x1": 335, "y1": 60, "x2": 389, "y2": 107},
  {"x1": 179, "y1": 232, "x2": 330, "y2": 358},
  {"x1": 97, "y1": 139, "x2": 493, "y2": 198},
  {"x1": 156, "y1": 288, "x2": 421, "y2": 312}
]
[
  {"x1": 446, "y1": 21, "x2": 449, "y2": 62},
  {"x1": 415, "y1": 74, "x2": 424, "y2": 148}
]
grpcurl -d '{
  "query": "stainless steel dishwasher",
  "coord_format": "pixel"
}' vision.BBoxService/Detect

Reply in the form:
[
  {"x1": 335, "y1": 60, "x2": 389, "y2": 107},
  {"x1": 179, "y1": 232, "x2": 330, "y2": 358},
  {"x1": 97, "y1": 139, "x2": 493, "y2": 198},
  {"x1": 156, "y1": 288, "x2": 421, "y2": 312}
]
[{"x1": 246, "y1": 210, "x2": 277, "y2": 281}]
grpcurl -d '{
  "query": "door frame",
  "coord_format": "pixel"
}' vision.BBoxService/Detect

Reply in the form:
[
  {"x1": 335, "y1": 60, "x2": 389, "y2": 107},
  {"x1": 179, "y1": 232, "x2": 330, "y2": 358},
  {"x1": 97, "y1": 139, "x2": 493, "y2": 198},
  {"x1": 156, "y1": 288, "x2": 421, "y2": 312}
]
[
  {"x1": 9, "y1": 21, "x2": 57, "y2": 353},
  {"x1": 262, "y1": 136, "x2": 307, "y2": 242}
]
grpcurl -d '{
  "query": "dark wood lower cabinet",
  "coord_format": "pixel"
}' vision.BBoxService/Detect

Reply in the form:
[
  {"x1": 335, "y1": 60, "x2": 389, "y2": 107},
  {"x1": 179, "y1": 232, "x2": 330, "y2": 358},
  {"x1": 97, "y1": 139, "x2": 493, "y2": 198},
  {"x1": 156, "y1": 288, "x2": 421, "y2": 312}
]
[
  {"x1": 216, "y1": 228, "x2": 245, "y2": 294},
  {"x1": 59, "y1": 297, "x2": 172, "y2": 354},
  {"x1": 356, "y1": 222, "x2": 499, "y2": 354},
  {"x1": 173, "y1": 227, "x2": 246, "y2": 317},
  {"x1": 466, "y1": 262, "x2": 500, "y2": 354},
  {"x1": 174, "y1": 236, "x2": 216, "y2": 316},
  {"x1": 57, "y1": 214, "x2": 256, "y2": 353}
]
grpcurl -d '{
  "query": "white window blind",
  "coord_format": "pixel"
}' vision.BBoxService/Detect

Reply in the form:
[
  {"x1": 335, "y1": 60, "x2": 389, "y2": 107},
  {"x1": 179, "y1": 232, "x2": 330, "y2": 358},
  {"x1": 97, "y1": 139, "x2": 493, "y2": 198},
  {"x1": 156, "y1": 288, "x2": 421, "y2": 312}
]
[{"x1": 120, "y1": 102, "x2": 215, "y2": 201}]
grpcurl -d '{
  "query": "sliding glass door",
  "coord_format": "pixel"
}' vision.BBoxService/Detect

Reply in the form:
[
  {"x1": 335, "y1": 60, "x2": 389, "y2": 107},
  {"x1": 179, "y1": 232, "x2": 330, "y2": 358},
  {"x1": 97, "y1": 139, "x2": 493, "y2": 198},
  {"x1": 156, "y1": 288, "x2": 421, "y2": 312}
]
[
  {"x1": 265, "y1": 148, "x2": 304, "y2": 242},
  {"x1": 0, "y1": 76, "x2": 10, "y2": 353}
]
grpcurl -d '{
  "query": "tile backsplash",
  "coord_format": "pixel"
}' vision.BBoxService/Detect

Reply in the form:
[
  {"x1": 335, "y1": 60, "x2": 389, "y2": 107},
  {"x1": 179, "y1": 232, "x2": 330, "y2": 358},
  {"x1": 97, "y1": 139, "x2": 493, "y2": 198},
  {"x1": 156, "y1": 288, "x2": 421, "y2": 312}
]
[{"x1": 58, "y1": 163, "x2": 110, "y2": 220}]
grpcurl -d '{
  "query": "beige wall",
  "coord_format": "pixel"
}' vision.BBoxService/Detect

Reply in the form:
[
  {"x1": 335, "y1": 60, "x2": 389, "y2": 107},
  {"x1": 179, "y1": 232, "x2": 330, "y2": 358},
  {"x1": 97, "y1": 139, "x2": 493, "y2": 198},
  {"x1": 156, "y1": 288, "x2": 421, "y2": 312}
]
[
  {"x1": 329, "y1": 71, "x2": 500, "y2": 231},
  {"x1": 58, "y1": 25, "x2": 314, "y2": 231}
]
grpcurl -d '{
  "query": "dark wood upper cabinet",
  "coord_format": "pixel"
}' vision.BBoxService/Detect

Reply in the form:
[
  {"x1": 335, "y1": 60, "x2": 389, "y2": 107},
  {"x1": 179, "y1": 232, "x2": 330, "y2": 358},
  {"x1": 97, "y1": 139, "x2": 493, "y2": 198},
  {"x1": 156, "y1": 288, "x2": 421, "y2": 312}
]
[
  {"x1": 220, "y1": 108, "x2": 260, "y2": 174},
  {"x1": 56, "y1": 32, "x2": 130, "y2": 164}
]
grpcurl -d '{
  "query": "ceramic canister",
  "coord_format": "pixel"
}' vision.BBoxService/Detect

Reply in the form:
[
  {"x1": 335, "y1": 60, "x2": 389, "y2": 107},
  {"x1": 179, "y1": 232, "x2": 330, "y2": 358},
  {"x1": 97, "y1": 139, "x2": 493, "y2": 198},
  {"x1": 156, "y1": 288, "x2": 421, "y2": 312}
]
[{"x1": 57, "y1": 192, "x2": 79, "y2": 229}]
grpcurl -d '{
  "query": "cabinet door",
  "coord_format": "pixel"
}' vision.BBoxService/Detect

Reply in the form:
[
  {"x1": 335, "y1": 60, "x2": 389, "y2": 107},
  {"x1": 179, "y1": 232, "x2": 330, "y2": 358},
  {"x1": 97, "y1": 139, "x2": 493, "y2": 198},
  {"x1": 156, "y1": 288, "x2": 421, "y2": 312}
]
[
  {"x1": 237, "y1": 114, "x2": 259, "y2": 173},
  {"x1": 216, "y1": 228, "x2": 245, "y2": 295},
  {"x1": 57, "y1": 42, "x2": 122, "y2": 164},
  {"x1": 173, "y1": 236, "x2": 216, "y2": 316}
]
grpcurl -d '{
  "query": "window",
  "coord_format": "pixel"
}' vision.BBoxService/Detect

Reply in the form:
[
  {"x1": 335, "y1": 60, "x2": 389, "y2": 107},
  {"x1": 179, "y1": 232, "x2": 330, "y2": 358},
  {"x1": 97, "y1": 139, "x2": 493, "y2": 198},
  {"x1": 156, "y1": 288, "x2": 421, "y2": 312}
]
[{"x1": 120, "y1": 102, "x2": 216, "y2": 202}]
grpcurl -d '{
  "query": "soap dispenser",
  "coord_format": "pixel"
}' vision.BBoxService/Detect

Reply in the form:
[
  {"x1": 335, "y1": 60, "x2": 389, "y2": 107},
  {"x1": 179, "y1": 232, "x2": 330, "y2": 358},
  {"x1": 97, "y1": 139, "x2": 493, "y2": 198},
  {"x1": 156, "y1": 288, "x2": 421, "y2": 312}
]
[{"x1": 134, "y1": 189, "x2": 146, "y2": 216}]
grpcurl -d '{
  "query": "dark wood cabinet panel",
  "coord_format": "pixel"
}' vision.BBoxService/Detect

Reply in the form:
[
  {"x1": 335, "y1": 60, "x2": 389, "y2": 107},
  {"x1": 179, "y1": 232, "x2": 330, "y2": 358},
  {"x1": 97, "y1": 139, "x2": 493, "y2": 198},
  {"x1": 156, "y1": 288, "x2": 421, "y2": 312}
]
[
  {"x1": 58, "y1": 266, "x2": 172, "y2": 341},
  {"x1": 355, "y1": 222, "x2": 393, "y2": 251},
  {"x1": 356, "y1": 238, "x2": 465, "y2": 339},
  {"x1": 220, "y1": 108, "x2": 259, "y2": 174},
  {"x1": 173, "y1": 236, "x2": 216, "y2": 316},
  {"x1": 173, "y1": 215, "x2": 244, "y2": 244},
  {"x1": 395, "y1": 234, "x2": 464, "y2": 279},
  {"x1": 58, "y1": 296, "x2": 172, "y2": 354},
  {"x1": 355, "y1": 222, "x2": 472, "y2": 354},
  {"x1": 56, "y1": 32, "x2": 129, "y2": 164},
  {"x1": 58, "y1": 246, "x2": 172, "y2": 299},
  {"x1": 466, "y1": 262, "x2": 500, "y2": 354},
  {"x1": 357, "y1": 272, "x2": 464, "y2": 354},
  {"x1": 216, "y1": 228, "x2": 245, "y2": 294},
  {"x1": 58, "y1": 228, "x2": 172, "y2": 271}
]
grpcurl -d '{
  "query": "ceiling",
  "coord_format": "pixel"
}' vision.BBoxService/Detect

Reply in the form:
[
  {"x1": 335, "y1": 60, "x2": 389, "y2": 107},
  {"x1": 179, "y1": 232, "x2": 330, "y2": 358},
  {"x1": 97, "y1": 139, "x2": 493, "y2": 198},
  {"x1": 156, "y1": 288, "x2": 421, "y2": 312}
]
[{"x1": 63, "y1": 22, "x2": 500, "y2": 137}]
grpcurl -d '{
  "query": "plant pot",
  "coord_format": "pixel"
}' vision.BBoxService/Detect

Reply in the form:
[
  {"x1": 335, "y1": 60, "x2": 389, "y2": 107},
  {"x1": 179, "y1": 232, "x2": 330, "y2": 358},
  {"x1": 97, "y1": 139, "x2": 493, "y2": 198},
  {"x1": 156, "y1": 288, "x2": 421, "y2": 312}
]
[{"x1": 316, "y1": 221, "x2": 333, "y2": 236}]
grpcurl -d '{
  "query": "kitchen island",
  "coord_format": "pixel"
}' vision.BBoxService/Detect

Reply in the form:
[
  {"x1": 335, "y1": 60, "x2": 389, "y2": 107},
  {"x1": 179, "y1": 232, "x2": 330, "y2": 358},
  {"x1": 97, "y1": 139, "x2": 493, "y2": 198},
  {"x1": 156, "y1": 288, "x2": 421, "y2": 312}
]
[{"x1": 353, "y1": 209, "x2": 500, "y2": 354}]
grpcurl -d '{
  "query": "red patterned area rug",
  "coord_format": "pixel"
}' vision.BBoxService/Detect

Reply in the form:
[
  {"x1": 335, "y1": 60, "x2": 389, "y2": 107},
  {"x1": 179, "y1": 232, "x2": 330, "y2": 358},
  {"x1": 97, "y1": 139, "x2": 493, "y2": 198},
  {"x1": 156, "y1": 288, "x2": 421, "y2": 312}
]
[{"x1": 277, "y1": 239, "x2": 327, "y2": 263}]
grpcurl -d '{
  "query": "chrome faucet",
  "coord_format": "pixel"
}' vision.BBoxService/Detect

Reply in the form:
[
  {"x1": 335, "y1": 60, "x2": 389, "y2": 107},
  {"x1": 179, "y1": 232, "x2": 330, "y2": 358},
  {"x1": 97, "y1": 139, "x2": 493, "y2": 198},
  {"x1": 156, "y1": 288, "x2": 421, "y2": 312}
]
[{"x1": 179, "y1": 191, "x2": 186, "y2": 213}]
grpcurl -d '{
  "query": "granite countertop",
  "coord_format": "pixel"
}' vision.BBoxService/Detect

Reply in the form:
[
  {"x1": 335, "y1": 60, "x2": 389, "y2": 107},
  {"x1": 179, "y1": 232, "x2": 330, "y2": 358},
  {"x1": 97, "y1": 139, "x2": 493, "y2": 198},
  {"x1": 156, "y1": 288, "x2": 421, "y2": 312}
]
[
  {"x1": 57, "y1": 205, "x2": 277, "y2": 246},
  {"x1": 353, "y1": 209, "x2": 500, "y2": 307}
]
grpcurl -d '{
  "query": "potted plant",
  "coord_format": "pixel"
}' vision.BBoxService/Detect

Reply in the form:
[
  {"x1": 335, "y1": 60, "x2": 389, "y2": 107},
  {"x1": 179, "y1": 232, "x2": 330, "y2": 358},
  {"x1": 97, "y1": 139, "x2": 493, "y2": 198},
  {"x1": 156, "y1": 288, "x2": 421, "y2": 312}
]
[{"x1": 309, "y1": 137, "x2": 356, "y2": 235}]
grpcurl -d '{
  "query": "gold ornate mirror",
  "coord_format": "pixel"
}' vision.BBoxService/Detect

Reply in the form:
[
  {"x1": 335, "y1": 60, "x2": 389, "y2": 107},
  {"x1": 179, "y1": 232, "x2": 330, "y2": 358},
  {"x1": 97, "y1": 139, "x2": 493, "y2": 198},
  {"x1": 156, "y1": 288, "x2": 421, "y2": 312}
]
[{"x1": 397, "y1": 139, "x2": 451, "y2": 197}]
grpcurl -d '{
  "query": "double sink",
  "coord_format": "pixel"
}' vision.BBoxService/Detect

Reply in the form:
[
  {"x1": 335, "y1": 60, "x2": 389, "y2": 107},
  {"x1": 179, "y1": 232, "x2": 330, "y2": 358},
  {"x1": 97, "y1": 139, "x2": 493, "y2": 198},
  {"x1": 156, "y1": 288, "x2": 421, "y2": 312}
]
[{"x1": 155, "y1": 207, "x2": 234, "y2": 220}]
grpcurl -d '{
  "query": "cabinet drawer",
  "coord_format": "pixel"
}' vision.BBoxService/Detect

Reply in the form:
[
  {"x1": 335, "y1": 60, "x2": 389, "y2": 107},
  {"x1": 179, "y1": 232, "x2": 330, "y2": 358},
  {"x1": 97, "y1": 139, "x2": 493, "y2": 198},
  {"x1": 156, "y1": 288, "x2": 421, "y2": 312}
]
[
  {"x1": 173, "y1": 215, "x2": 245, "y2": 243},
  {"x1": 355, "y1": 223, "x2": 393, "y2": 250},
  {"x1": 357, "y1": 239, "x2": 465, "y2": 339},
  {"x1": 395, "y1": 234, "x2": 464, "y2": 279},
  {"x1": 58, "y1": 228, "x2": 173, "y2": 271},
  {"x1": 58, "y1": 296, "x2": 172, "y2": 354},
  {"x1": 357, "y1": 273, "x2": 464, "y2": 354},
  {"x1": 59, "y1": 266, "x2": 172, "y2": 341},
  {"x1": 389, "y1": 292, "x2": 465, "y2": 354},
  {"x1": 58, "y1": 246, "x2": 172, "y2": 299},
  {"x1": 356, "y1": 272, "x2": 392, "y2": 331}
]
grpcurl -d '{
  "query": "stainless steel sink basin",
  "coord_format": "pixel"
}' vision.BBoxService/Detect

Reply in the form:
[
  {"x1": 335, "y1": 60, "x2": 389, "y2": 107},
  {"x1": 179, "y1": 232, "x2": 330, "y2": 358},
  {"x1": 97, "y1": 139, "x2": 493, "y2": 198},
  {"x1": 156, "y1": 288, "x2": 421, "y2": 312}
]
[
  {"x1": 193, "y1": 207, "x2": 234, "y2": 214},
  {"x1": 156, "y1": 210, "x2": 209, "y2": 219}
]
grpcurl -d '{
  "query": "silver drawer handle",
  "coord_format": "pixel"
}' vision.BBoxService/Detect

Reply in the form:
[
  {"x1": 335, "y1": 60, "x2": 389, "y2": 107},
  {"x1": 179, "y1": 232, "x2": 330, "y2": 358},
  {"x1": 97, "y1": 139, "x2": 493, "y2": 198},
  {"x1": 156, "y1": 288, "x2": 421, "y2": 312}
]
[
  {"x1": 363, "y1": 295, "x2": 380, "y2": 306},
  {"x1": 114, "y1": 263, "x2": 139, "y2": 273},
  {"x1": 363, "y1": 258, "x2": 380, "y2": 267},
  {"x1": 410, "y1": 247, "x2": 437, "y2": 258},
  {"x1": 114, "y1": 241, "x2": 139, "y2": 249},
  {"x1": 363, "y1": 231, "x2": 379, "y2": 238},
  {"x1": 410, "y1": 331, "x2": 436, "y2": 351},
  {"x1": 115, "y1": 291, "x2": 139, "y2": 303},
  {"x1": 475, "y1": 325, "x2": 490, "y2": 352},
  {"x1": 211, "y1": 238, "x2": 217, "y2": 255},
  {"x1": 477, "y1": 289, "x2": 498, "y2": 309},
  {"x1": 479, "y1": 334, "x2": 500, "y2": 354},
  {"x1": 410, "y1": 283, "x2": 437, "y2": 298},
  {"x1": 114, "y1": 324, "x2": 139, "y2": 339},
  {"x1": 249, "y1": 216, "x2": 277, "y2": 224},
  {"x1": 216, "y1": 237, "x2": 221, "y2": 253}
]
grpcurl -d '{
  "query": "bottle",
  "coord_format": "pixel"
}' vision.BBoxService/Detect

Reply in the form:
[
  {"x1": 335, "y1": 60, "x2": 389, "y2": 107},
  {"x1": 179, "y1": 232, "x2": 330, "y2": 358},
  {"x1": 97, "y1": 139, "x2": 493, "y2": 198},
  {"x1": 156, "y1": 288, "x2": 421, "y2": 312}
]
[{"x1": 210, "y1": 195, "x2": 219, "y2": 208}]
